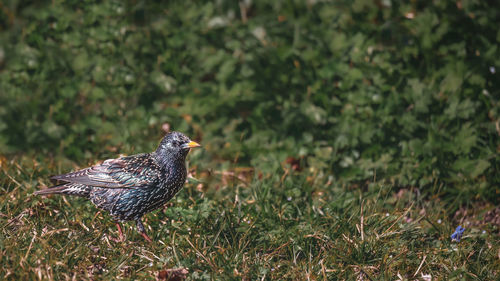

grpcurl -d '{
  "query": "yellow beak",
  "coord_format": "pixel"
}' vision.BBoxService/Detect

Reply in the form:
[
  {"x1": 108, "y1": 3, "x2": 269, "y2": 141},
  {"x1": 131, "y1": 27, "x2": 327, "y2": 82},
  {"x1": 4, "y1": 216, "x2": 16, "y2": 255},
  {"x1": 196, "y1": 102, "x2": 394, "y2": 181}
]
[{"x1": 183, "y1": 141, "x2": 201, "y2": 149}]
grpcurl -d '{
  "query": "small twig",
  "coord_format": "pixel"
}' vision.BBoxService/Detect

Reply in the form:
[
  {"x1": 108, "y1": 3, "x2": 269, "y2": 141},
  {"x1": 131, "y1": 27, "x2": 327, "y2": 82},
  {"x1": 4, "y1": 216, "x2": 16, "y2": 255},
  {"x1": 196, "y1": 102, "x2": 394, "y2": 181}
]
[
  {"x1": 386, "y1": 249, "x2": 408, "y2": 268},
  {"x1": 463, "y1": 247, "x2": 476, "y2": 268},
  {"x1": 495, "y1": 119, "x2": 500, "y2": 136},
  {"x1": 280, "y1": 168, "x2": 289, "y2": 183},
  {"x1": 360, "y1": 201, "x2": 365, "y2": 241},
  {"x1": 342, "y1": 234, "x2": 358, "y2": 249},
  {"x1": 2, "y1": 168, "x2": 23, "y2": 187},
  {"x1": 22, "y1": 233, "x2": 37, "y2": 265},
  {"x1": 320, "y1": 259, "x2": 327, "y2": 281},
  {"x1": 382, "y1": 203, "x2": 413, "y2": 236},
  {"x1": 41, "y1": 228, "x2": 69, "y2": 237},
  {"x1": 413, "y1": 255, "x2": 426, "y2": 277},
  {"x1": 359, "y1": 268, "x2": 374, "y2": 281},
  {"x1": 184, "y1": 236, "x2": 216, "y2": 269},
  {"x1": 171, "y1": 231, "x2": 180, "y2": 265},
  {"x1": 79, "y1": 220, "x2": 90, "y2": 232},
  {"x1": 239, "y1": 1, "x2": 248, "y2": 24},
  {"x1": 268, "y1": 241, "x2": 291, "y2": 257}
]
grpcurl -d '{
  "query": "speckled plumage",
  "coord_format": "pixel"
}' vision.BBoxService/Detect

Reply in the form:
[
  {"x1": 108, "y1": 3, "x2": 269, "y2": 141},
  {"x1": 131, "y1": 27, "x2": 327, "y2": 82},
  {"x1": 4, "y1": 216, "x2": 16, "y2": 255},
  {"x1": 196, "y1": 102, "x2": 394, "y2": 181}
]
[{"x1": 35, "y1": 131, "x2": 200, "y2": 241}]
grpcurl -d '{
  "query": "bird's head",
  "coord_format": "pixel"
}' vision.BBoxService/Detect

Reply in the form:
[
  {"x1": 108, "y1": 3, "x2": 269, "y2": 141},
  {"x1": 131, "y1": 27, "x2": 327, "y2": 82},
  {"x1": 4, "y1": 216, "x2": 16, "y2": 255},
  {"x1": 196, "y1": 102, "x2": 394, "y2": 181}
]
[{"x1": 155, "y1": 131, "x2": 200, "y2": 166}]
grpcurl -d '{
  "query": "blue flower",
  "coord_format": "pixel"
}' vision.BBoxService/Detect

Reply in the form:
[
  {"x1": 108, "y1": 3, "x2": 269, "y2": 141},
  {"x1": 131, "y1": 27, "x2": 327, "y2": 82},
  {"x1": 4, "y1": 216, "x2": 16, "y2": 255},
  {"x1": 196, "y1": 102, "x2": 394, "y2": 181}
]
[{"x1": 451, "y1": 226, "x2": 465, "y2": 242}]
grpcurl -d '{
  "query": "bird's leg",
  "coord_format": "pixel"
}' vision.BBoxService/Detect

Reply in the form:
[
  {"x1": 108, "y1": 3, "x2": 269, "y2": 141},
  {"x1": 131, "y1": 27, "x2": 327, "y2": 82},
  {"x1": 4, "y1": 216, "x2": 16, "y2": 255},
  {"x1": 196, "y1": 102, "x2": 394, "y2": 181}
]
[
  {"x1": 109, "y1": 222, "x2": 125, "y2": 243},
  {"x1": 116, "y1": 222, "x2": 125, "y2": 242},
  {"x1": 136, "y1": 219, "x2": 152, "y2": 242}
]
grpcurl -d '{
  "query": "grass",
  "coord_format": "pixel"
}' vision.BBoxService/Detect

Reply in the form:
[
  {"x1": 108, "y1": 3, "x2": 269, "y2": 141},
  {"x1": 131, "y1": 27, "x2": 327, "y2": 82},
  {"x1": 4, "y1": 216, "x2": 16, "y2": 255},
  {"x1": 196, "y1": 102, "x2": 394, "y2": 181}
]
[
  {"x1": 1, "y1": 0, "x2": 499, "y2": 279},
  {"x1": 1, "y1": 154, "x2": 498, "y2": 280}
]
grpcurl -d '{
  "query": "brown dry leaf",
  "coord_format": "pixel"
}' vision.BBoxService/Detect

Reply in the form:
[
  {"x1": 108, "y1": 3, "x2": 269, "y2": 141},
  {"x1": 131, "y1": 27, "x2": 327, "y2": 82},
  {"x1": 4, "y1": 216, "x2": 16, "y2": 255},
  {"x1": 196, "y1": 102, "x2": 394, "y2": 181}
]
[
  {"x1": 0, "y1": 155, "x2": 7, "y2": 167},
  {"x1": 156, "y1": 268, "x2": 188, "y2": 281},
  {"x1": 404, "y1": 11, "x2": 415, "y2": 19},
  {"x1": 104, "y1": 145, "x2": 118, "y2": 152},
  {"x1": 395, "y1": 188, "x2": 409, "y2": 199},
  {"x1": 284, "y1": 157, "x2": 302, "y2": 171},
  {"x1": 182, "y1": 115, "x2": 192, "y2": 123}
]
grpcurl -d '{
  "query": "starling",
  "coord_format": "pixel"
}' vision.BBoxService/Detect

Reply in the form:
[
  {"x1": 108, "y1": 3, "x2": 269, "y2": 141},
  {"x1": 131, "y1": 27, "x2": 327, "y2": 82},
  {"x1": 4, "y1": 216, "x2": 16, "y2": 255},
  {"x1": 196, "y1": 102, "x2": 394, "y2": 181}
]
[{"x1": 34, "y1": 131, "x2": 200, "y2": 242}]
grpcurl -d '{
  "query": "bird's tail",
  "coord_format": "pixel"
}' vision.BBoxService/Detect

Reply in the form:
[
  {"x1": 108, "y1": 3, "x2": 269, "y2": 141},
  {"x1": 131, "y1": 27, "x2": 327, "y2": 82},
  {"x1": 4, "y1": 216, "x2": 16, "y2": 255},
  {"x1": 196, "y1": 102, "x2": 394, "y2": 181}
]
[{"x1": 34, "y1": 183, "x2": 91, "y2": 198}]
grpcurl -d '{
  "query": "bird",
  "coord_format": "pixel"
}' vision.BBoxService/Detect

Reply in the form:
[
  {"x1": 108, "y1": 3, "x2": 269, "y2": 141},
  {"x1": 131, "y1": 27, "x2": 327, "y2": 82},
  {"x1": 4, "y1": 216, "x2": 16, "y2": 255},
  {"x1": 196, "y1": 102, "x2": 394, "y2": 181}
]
[{"x1": 34, "y1": 131, "x2": 201, "y2": 242}]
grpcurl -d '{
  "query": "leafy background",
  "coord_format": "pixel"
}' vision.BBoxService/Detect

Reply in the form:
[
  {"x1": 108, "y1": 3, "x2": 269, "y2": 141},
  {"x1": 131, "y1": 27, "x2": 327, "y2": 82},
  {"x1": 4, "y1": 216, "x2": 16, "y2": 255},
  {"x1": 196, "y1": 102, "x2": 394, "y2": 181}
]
[{"x1": 0, "y1": 0, "x2": 499, "y2": 280}]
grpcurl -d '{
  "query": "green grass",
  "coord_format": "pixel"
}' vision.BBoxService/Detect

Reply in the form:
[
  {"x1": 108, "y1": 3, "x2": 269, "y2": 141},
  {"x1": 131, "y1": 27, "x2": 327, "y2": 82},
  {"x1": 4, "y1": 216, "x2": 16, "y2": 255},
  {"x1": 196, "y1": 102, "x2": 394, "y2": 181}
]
[
  {"x1": 1, "y1": 155, "x2": 498, "y2": 280},
  {"x1": 1, "y1": 0, "x2": 499, "y2": 279}
]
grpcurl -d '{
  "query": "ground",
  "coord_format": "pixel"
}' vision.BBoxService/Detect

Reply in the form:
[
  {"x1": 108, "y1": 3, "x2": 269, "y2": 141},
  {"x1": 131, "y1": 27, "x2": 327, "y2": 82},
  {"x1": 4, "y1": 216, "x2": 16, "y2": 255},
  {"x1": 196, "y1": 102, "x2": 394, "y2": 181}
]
[
  {"x1": 0, "y1": 0, "x2": 499, "y2": 279},
  {"x1": 1, "y1": 154, "x2": 498, "y2": 279}
]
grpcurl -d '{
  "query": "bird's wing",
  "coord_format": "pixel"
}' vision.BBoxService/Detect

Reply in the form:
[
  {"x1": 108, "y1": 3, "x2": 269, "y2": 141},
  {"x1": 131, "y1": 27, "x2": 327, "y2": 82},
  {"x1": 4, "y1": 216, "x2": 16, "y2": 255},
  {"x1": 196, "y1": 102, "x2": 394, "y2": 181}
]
[{"x1": 51, "y1": 153, "x2": 163, "y2": 188}]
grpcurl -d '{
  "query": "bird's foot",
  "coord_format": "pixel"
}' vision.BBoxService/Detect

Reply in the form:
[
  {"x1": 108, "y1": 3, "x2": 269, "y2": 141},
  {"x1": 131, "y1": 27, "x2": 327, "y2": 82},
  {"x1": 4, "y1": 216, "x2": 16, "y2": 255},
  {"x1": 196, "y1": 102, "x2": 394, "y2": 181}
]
[
  {"x1": 111, "y1": 222, "x2": 125, "y2": 242},
  {"x1": 136, "y1": 219, "x2": 153, "y2": 243},
  {"x1": 140, "y1": 232, "x2": 153, "y2": 243}
]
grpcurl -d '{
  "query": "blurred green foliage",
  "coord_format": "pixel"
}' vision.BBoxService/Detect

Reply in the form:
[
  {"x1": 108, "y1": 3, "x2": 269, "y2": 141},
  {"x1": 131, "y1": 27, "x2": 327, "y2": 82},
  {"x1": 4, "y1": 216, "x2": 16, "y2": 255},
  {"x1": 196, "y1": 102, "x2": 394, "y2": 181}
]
[
  {"x1": 0, "y1": 0, "x2": 499, "y2": 202},
  {"x1": 1, "y1": 1, "x2": 500, "y2": 279}
]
